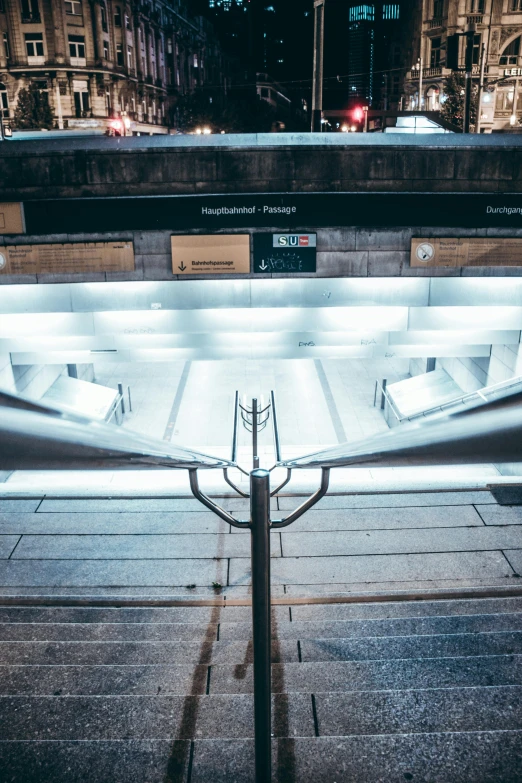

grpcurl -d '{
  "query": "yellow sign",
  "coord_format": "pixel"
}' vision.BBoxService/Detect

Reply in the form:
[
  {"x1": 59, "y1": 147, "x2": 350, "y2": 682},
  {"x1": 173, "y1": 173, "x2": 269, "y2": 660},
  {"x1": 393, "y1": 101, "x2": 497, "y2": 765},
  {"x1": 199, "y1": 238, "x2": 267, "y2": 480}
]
[
  {"x1": 0, "y1": 242, "x2": 135, "y2": 275},
  {"x1": 0, "y1": 203, "x2": 25, "y2": 235},
  {"x1": 411, "y1": 237, "x2": 522, "y2": 268},
  {"x1": 171, "y1": 234, "x2": 250, "y2": 275}
]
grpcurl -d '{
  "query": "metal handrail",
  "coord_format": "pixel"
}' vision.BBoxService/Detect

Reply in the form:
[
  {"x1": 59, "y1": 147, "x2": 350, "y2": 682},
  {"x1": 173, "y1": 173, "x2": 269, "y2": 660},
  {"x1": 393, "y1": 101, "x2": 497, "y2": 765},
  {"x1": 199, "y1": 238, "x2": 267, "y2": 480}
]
[{"x1": 378, "y1": 373, "x2": 522, "y2": 425}]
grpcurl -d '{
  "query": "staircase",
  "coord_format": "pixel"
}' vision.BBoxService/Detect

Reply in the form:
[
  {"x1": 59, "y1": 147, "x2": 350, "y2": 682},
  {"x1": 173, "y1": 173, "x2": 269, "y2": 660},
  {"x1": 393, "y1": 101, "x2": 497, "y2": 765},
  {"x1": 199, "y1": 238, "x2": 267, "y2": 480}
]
[{"x1": 0, "y1": 596, "x2": 521, "y2": 782}]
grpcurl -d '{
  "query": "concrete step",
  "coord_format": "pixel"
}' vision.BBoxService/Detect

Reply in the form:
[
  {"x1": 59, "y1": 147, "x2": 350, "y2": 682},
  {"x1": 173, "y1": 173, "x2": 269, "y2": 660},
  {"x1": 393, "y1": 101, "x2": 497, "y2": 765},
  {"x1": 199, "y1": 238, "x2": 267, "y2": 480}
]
[
  {"x1": 0, "y1": 655, "x2": 520, "y2": 696},
  {"x1": 219, "y1": 612, "x2": 522, "y2": 640},
  {"x1": 1, "y1": 732, "x2": 520, "y2": 783},
  {"x1": 1, "y1": 595, "x2": 522, "y2": 624},
  {"x1": 1, "y1": 610, "x2": 520, "y2": 643},
  {"x1": 1, "y1": 631, "x2": 520, "y2": 667},
  {"x1": 1, "y1": 687, "x2": 520, "y2": 741}
]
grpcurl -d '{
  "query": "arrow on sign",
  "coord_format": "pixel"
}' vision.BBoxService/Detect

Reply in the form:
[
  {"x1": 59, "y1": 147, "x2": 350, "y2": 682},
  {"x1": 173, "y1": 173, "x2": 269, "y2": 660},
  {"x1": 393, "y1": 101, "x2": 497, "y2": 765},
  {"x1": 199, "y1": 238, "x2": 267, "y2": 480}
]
[
  {"x1": 178, "y1": 262, "x2": 187, "y2": 271},
  {"x1": 259, "y1": 260, "x2": 268, "y2": 271}
]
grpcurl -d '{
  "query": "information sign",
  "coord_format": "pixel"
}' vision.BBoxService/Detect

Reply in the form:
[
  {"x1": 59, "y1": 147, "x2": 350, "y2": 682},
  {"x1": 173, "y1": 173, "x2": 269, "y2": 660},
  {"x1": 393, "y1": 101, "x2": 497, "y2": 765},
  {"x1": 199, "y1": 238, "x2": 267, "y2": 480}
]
[
  {"x1": 171, "y1": 234, "x2": 250, "y2": 275},
  {"x1": 0, "y1": 203, "x2": 25, "y2": 235},
  {"x1": 0, "y1": 241, "x2": 134, "y2": 275},
  {"x1": 411, "y1": 237, "x2": 522, "y2": 267},
  {"x1": 253, "y1": 233, "x2": 317, "y2": 274}
]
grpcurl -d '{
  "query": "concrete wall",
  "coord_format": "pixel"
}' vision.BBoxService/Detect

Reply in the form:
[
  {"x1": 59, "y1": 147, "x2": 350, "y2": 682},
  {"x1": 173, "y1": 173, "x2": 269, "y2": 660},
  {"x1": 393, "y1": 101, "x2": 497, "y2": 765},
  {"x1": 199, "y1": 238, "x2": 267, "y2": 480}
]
[
  {"x1": 3, "y1": 226, "x2": 522, "y2": 286},
  {"x1": 2, "y1": 135, "x2": 522, "y2": 200}
]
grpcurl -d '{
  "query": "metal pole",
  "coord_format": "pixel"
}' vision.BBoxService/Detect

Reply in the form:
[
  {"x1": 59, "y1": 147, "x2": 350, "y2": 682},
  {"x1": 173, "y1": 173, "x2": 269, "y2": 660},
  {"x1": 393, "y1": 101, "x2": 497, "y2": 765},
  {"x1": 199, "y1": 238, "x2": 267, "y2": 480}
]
[
  {"x1": 252, "y1": 398, "x2": 259, "y2": 469},
  {"x1": 380, "y1": 379, "x2": 387, "y2": 410},
  {"x1": 250, "y1": 468, "x2": 271, "y2": 783},
  {"x1": 475, "y1": 42, "x2": 486, "y2": 134},
  {"x1": 117, "y1": 382, "x2": 125, "y2": 415},
  {"x1": 311, "y1": 0, "x2": 325, "y2": 132},
  {"x1": 464, "y1": 24, "x2": 476, "y2": 133},
  {"x1": 418, "y1": 56, "x2": 423, "y2": 111}
]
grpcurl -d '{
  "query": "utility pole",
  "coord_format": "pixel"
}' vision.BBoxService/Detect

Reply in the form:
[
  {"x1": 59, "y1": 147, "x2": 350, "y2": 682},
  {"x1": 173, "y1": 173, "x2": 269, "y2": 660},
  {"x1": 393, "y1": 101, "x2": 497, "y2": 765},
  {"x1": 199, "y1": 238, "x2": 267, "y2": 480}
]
[
  {"x1": 418, "y1": 57, "x2": 423, "y2": 109},
  {"x1": 463, "y1": 22, "x2": 476, "y2": 133},
  {"x1": 475, "y1": 42, "x2": 486, "y2": 134},
  {"x1": 311, "y1": 0, "x2": 325, "y2": 133}
]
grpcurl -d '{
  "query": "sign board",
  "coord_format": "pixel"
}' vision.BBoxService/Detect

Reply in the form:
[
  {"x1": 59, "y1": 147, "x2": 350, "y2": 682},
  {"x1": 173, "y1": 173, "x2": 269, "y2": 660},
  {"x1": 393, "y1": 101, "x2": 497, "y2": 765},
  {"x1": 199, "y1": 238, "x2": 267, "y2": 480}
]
[
  {"x1": 25, "y1": 194, "x2": 522, "y2": 234},
  {"x1": 0, "y1": 203, "x2": 25, "y2": 235},
  {"x1": 0, "y1": 241, "x2": 134, "y2": 275},
  {"x1": 171, "y1": 234, "x2": 250, "y2": 275},
  {"x1": 411, "y1": 237, "x2": 522, "y2": 267},
  {"x1": 253, "y1": 233, "x2": 317, "y2": 274}
]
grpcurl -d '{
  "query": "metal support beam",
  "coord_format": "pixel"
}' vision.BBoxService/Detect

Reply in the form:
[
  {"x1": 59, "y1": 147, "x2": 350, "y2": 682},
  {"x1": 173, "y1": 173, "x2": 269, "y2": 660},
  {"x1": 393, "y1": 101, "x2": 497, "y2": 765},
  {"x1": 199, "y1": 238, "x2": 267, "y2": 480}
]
[
  {"x1": 250, "y1": 468, "x2": 272, "y2": 783},
  {"x1": 311, "y1": 0, "x2": 325, "y2": 132}
]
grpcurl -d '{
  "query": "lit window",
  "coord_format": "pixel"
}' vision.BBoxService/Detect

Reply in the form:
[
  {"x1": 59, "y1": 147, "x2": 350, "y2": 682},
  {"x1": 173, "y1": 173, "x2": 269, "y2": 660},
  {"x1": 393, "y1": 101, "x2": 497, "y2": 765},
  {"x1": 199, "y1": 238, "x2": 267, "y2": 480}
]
[
  {"x1": 25, "y1": 32, "x2": 44, "y2": 58},
  {"x1": 348, "y1": 4, "x2": 375, "y2": 22},
  {"x1": 382, "y1": 4, "x2": 399, "y2": 19}
]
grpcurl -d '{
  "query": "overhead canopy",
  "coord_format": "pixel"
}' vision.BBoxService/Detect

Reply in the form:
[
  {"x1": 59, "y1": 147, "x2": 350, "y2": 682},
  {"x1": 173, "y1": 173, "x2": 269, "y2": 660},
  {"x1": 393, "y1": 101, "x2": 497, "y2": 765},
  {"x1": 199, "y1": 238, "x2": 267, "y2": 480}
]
[
  {"x1": 278, "y1": 392, "x2": 522, "y2": 470},
  {"x1": 0, "y1": 392, "x2": 234, "y2": 470}
]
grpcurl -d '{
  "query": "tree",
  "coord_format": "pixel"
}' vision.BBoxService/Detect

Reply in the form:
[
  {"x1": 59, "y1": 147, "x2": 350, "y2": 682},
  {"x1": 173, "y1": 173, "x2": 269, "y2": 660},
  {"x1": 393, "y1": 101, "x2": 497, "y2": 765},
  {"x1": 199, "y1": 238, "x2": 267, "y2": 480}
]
[
  {"x1": 440, "y1": 72, "x2": 477, "y2": 132},
  {"x1": 14, "y1": 83, "x2": 54, "y2": 129}
]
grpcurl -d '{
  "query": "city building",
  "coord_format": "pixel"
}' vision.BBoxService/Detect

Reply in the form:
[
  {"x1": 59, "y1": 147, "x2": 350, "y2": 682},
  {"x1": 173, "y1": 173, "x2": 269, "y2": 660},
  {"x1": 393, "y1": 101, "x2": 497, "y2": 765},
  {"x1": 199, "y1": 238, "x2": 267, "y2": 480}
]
[
  {"x1": 404, "y1": 0, "x2": 522, "y2": 132},
  {"x1": 324, "y1": 1, "x2": 407, "y2": 112},
  {"x1": 0, "y1": 0, "x2": 226, "y2": 134}
]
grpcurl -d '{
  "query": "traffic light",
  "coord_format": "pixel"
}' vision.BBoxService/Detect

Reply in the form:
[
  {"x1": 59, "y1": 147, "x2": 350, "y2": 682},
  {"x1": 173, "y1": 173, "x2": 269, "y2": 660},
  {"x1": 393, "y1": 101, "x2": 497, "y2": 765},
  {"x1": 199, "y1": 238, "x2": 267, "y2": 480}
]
[
  {"x1": 352, "y1": 106, "x2": 364, "y2": 122},
  {"x1": 446, "y1": 34, "x2": 460, "y2": 70}
]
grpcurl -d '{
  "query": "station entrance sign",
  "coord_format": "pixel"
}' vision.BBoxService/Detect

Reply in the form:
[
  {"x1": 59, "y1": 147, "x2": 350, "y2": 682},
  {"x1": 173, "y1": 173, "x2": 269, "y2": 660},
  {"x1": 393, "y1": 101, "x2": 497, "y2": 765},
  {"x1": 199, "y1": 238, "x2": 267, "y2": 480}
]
[{"x1": 253, "y1": 233, "x2": 317, "y2": 274}]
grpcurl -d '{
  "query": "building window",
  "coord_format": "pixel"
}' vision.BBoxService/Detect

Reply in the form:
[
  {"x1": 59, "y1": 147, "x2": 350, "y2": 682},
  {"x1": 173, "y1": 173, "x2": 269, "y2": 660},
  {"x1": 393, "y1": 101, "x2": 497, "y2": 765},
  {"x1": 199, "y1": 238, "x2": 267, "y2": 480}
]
[
  {"x1": 73, "y1": 80, "x2": 89, "y2": 117},
  {"x1": 0, "y1": 1, "x2": 4, "y2": 11},
  {"x1": 0, "y1": 82, "x2": 8, "y2": 119},
  {"x1": 3, "y1": 32, "x2": 9, "y2": 59},
  {"x1": 468, "y1": 0, "x2": 484, "y2": 11},
  {"x1": 100, "y1": 2, "x2": 108, "y2": 32},
  {"x1": 114, "y1": 5, "x2": 121, "y2": 26},
  {"x1": 65, "y1": 0, "x2": 82, "y2": 15},
  {"x1": 500, "y1": 36, "x2": 521, "y2": 65},
  {"x1": 430, "y1": 36, "x2": 441, "y2": 67},
  {"x1": 21, "y1": 0, "x2": 40, "y2": 22},
  {"x1": 25, "y1": 32, "x2": 44, "y2": 59},
  {"x1": 348, "y1": 4, "x2": 375, "y2": 22},
  {"x1": 69, "y1": 34, "x2": 85, "y2": 64},
  {"x1": 116, "y1": 43, "x2": 124, "y2": 66},
  {"x1": 510, "y1": 0, "x2": 522, "y2": 10},
  {"x1": 127, "y1": 44, "x2": 133, "y2": 68},
  {"x1": 433, "y1": 0, "x2": 443, "y2": 16},
  {"x1": 103, "y1": 40, "x2": 109, "y2": 59},
  {"x1": 382, "y1": 4, "x2": 399, "y2": 19},
  {"x1": 125, "y1": 12, "x2": 131, "y2": 29}
]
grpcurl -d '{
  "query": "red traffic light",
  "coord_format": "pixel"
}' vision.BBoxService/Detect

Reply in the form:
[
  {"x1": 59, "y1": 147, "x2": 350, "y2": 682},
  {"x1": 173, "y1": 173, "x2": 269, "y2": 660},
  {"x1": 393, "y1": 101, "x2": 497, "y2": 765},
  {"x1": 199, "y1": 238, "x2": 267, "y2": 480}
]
[{"x1": 352, "y1": 106, "x2": 364, "y2": 122}]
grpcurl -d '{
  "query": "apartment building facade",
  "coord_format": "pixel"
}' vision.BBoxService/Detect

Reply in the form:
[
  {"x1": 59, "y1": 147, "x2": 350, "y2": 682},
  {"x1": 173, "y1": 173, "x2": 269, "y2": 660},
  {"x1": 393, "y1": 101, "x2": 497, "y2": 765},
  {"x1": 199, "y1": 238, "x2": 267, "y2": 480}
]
[
  {"x1": 0, "y1": 0, "x2": 226, "y2": 133},
  {"x1": 404, "y1": 0, "x2": 522, "y2": 132}
]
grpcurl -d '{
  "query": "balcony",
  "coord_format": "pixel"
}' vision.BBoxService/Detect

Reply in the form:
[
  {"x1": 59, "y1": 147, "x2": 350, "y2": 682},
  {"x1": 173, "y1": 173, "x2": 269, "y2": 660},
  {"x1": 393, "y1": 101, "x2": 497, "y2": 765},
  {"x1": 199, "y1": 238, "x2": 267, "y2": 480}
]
[
  {"x1": 21, "y1": 12, "x2": 41, "y2": 23},
  {"x1": 428, "y1": 18, "x2": 443, "y2": 29},
  {"x1": 467, "y1": 14, "x2": 483, "y2": 25}
]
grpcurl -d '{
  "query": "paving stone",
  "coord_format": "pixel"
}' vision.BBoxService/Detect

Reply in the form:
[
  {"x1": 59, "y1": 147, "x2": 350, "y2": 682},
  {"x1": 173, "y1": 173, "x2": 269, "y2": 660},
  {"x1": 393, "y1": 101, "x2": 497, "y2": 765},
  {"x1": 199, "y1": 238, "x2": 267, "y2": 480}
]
[
  {"x1": 190, "y1": 732, "x2": 522, "y2": 783},
  {"x1": 313, "y1": 686, "x2": 522, "y2": 735},
  {"x1": 284, "y1": 576, "x2": 519, "y2": 594},
  {"x1": 229, "y1": 550, "x2": 513, "y2": 585},
  {"x1": 0, "y1": 693, "x2": 313, "y2": 740},
  {"x1": 0, "y1": 639, "x2": 297, "y2": 669},
  {"x1": 244, "y1": 504, "x2": 485, "y2": 533},
  {"x1": 489, "y1": 485, "x2": 522, "y2": 505},
  {"x1": 0, "y1": 739, "x2": 190, "y2": 783},
  {"x1": 280, "y1": 526, "x2": 522, "y2": 558},
  {"x1": 0, "y1": 512, "x2": 229, "y2": 535},
  {"x1": 277, "y1": 491, "x2": 495, "y2": 510},
  {"x1": 0, "y1": 500, "x2": 42, "y2": 513},
  {"x1": 300, "y1": 632, "x2": 522, "y2": 663},
  {"x1": 0, "y1": 622, "x2": 224, "y2": 642},
  {"x1": 505, "y1": 550, "x2": 522, "y2": 576},
  {"x1": 477, "y1": 506, "x2": 522, "y2": 526},
  {"x1": 11, "y1": 533, "x2": 280, "y2": 560},
  {"x1": 0, "y1": 537, "x2": 19, "y2": 559},
  {"x1": 0, "y1": 558, "x2": 228, "y2": 587}
]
